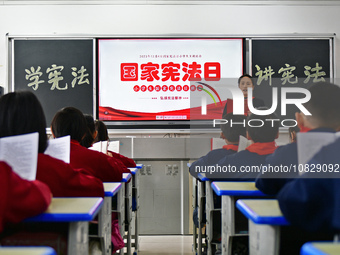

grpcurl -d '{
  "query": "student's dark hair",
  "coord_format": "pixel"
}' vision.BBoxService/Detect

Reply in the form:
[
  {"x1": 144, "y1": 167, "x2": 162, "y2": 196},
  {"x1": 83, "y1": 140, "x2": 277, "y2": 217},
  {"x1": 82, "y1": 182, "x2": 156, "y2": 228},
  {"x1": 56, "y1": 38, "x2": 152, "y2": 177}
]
[
  {"x1": 51, "y1": 107, "x2": 87, "y2": 142},
  {"x1": 303, "y1": 82, "x2": 340, "y2": 129},
  {"x1": 0, "y1": 90, "x2": 48, "y2": 153},
  {"x1": 246, "y1": 107, "x2": 279, "y2": 143},
  {"x1": 238, "y1": 74, "x2": 253, "y2": 85},
  {"x1": 80, "y1": 114, "x2": 95, "y2": 148},
  {"x1": 94, "y1": 120, "x2": 109, "y2": 143},
  {"x1": 220, "y1": 113, "x2": 247, "y2": 143}
]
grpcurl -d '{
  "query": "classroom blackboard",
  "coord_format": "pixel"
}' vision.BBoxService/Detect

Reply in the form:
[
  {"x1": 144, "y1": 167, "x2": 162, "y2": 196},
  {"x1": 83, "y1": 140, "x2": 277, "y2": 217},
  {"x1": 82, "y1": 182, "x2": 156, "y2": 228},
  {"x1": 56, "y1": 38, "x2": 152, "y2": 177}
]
[
  {"x1": 250, "y1": 38, "x2": 332, "y2": 121},
  {"x1": 12, "y1": 39, "x2": 94, "y2": 126}
]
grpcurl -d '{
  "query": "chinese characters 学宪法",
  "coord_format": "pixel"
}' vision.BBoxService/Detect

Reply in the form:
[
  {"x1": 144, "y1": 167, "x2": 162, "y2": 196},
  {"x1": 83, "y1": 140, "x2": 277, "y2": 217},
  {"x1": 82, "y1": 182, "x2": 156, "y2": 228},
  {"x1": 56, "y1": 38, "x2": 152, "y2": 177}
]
[{"x1": 25, "y1": 64, "x2": 90, "y2": 91}]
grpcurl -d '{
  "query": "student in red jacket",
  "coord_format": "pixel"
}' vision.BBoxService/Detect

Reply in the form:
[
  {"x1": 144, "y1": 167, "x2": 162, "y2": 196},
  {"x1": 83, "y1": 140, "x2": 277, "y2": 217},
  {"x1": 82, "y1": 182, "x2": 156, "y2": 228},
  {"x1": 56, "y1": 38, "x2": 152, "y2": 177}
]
[
  {"x1": 95, "y1": 120, "x2": 136, "y2": 168},
  {"x1": 0, "y1": 91, "x2": 104, "y2": 198},
  {"x1": 0, "y1": 161, "x2": 51, "y2": 233},
  {"x1": 50, "y1": 107, "x2": 130, "y2": 182}
]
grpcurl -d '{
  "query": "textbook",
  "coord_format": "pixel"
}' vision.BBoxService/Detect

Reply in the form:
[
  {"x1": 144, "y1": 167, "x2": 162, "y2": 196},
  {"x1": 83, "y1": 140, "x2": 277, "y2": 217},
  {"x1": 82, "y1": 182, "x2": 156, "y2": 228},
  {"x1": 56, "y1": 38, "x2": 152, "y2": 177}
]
[
  {"x1": 238, "y1": 135, "x2": 252, "y2": 152},
  {"x1": 0, "y1": 132, "x2": 39, "y2": 181},
  {"x1": 211, "y1": 138, "x2": 226, "y2": 150},
  {"x1": 297, "y1": 132, "x2": 340, "y2": 174},
  {"x1": 108, "y1": 141, "x2": 120, "y2": 153},
  {"x1": 44, "y1": 135, "x2": 70, "y2": 163},
  {"x1": 90, "y1": 141, "x2": 109, "y2": 154}
]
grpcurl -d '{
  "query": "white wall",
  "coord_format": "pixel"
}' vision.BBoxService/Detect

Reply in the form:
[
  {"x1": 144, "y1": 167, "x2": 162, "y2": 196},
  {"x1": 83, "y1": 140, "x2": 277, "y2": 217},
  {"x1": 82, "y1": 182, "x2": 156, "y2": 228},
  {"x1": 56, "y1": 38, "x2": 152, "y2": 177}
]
[{"x1": 1, "y1": 2, "x2": 340, "y2": 91}]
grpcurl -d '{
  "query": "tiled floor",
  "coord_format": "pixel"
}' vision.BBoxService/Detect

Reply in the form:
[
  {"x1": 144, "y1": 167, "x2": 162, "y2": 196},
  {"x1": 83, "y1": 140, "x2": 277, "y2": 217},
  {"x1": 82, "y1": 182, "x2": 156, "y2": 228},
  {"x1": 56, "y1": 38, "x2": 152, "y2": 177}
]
[{"x1": 138, "y1": 235, "x2": 193, "y2": 255}]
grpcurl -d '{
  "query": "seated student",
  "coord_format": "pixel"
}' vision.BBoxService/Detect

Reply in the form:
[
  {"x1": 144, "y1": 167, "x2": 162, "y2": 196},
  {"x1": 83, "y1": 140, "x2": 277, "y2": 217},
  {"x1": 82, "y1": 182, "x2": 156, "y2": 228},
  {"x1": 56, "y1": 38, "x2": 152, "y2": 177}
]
[
  {"x1": 95, "y1": 120, "x2": 136, "y2": 168},
  {"x1": 50, "y1": 107, "x2": 130, "y2": 182},
  {"x1": 189, "y1": 114, "x2": 246, "y2": 229},
  {"x1": 278, "y1": 138, "x2": 340, "y2": 234},
  {"x1": 255, "y1": 82, "x2": 340, "y2": 195},
  {"x1": 189, "y1": 113, "x2": 247, "y2": 179},
  {"x1": 210, "y1": 108, "x2": 279, "y2": 180},
  {"x1": 276, "y1": 138, "x2": 340, "y2": 254},
  {"x1": 0, "y1": 161, "x2": 51, "y2": 233},
  {"x1": 80, "y1": 114, "x2": 97, "y2": 148},
  {"x1": 0, "y1": 91, "x2": 104, "y2": 198}
]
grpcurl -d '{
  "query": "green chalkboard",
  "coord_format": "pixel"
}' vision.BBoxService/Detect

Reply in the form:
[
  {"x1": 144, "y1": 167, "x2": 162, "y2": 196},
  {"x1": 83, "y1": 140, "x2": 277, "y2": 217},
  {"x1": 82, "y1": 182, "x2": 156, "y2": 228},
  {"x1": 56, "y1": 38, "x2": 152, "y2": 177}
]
[{"x1": 12, "y1": 39, "x2": 95, "y2": 126}]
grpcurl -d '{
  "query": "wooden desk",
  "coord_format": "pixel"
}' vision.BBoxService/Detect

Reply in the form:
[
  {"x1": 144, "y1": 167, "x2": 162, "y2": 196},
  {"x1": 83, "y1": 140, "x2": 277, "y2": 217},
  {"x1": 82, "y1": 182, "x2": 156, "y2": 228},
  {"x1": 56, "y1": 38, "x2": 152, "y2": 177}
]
[
  {"x1": 128, "y1": 167, "x2": 140, "y2": 255},
  {"x1": 211, "y1": 182, "x2": 266, "y2": 255},
  {"x1": 25, "y1": 197, "x2": 103, "y2": 255},
  {"x1": 236, "y1": 199, "x2": 289, "y2": 255},
  {"x1": 0, "y1": 247, "x2": 56, "y2": 255},
  {"x1": 121, "y1": 173, "x2": 132, "y2": 255},
  {"x1": 301, "y1": 242, "x2": 340, "y2": 255},
  {"x1": 100, "y1": 183, "x2": 122, "y2": 255}
]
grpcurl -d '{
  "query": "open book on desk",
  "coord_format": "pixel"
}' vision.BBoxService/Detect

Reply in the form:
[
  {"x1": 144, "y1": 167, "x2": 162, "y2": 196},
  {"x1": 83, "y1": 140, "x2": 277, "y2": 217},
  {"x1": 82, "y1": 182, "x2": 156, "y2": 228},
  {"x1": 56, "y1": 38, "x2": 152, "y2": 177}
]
[
  {"x1": 297, "y1": 131, "x2": 340, "y2": 174},
  {"x1": 44, "y1": 135, "x2": 70, "y2": 163},
  {"x1": 0, "y1": 132, "x2": 38, "y2": 181}
]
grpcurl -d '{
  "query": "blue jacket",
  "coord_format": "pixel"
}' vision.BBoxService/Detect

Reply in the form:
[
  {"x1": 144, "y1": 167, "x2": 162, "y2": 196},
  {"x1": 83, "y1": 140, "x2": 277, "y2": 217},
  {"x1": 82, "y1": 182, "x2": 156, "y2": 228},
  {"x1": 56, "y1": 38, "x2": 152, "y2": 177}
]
[
  {"x1": 277, "y1": 137, "x2": 340, "y2": 233},
  {"x1": 189, "y1": 147, "x2": 237, "y2": 179},
  {"x1": 206, "y1": 149, "x2": 270, "y2": 180},
  {"x1": 255, "y1": 128, "x2": 335, "y2": 195}
]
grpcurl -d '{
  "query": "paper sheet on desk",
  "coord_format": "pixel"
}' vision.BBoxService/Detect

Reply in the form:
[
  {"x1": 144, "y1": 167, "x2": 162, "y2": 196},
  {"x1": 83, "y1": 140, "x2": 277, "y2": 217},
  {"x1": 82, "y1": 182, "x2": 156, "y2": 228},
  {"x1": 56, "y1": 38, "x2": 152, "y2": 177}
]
[
  {"x1": 297, "y1": 132, "x2": 337, "y2": 175},
  {"x1": 0, "y1": 132, "x2": 38, "y2": 181},
  {"x1": 45, "y1": 135, "x2": 70, "y2": 163}
]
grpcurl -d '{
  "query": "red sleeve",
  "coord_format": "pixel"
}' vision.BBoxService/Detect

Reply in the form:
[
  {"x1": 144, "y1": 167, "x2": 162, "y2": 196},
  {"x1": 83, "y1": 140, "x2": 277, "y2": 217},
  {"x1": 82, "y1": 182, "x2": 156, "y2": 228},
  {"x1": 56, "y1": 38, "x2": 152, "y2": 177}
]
[
  {"x1": 37, "y1": 154, "x2": 104, "y2": 198},
  {"x1": 70, "y1": 144, "x2": 125, "y2": 182},
  {"x1": 108, "y1": 151, "x2": 136, "y2": 168},
  {"x1": 0, "y1": 162, "x2": 51, "y2": 232},
  {"x1": 226, "y1": 99, "x2": 234, "y2": 114}
]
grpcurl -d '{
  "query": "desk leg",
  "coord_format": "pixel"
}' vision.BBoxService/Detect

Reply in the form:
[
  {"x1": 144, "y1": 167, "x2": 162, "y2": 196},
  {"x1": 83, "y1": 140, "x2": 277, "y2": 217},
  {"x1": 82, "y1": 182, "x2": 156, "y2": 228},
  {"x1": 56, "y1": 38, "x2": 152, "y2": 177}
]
[
  {"x1": 192, "y1": 177, "x2": 198, "y2": 254},
  {"x1": 115, "y1": 185, "x2": 125, "y2": 255},
  {"x1": 221, "y1": 196, "x2": 235, "y2": 255},
  {"x1": 197, "y1": 181, "x2": 206, "y2": 255},
  {"x1": 68, "y1": 221, "x2": 89, "y2": 255},
  {"x1": 205, "y1": 181, "x2": 213, "y2": 255},
  {"x1": 98, "y1": 196, "x2": 112, "y2": 255},
  {"x1": 248, "y1": 220, "x2": 280, "y2": 255},
  {"x1": 133, "y1": 172, "x2": 140, "y2": 253},
  {"x1": 125, "y1": 181, "x2": 132, "y2": 255}
]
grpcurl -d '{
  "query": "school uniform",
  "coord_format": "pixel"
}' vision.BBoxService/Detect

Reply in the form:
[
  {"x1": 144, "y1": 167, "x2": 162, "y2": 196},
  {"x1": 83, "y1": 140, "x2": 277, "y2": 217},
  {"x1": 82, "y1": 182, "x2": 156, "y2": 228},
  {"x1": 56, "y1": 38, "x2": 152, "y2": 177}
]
[
  {"x1": 108, "y1": 150, "x2": 136, "y2": 168},
  {"x1": 189, "y1": 144, "x2": 238, "y2": 179},
  {"x1": 37, "y1": 153, "x2": 105, "y2": 198},
  {"x1": 255, "y1": 128, "x2": 335, "y2": 195},
  {"x1": 70, "y1": 140, "x2": 130, "y2": 182},
  {"x1": 207, "y1": 141, "x2": 277, "y2": 180},
  {"x1": 278, "y1": 137, "x2": 340, "y2": 233},
  {"x1": 0, "y1": 161, "x2": 51, "y2": 233}
]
